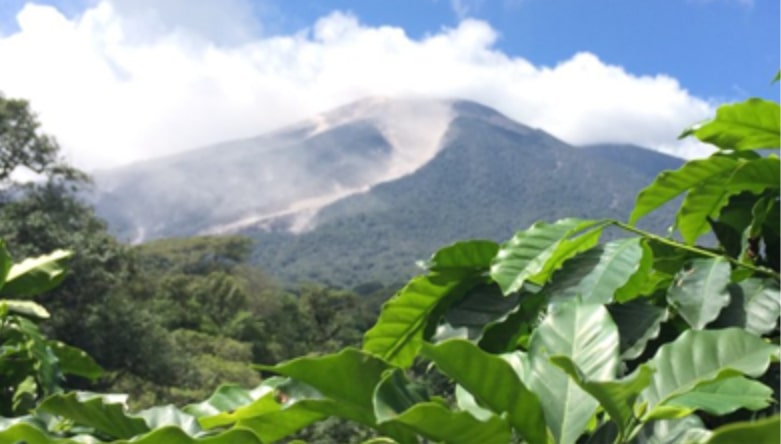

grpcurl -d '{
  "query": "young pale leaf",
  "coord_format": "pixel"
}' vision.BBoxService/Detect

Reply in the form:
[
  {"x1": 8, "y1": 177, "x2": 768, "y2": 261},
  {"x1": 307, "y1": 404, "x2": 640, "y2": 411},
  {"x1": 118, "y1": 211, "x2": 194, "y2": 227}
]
[
  {"x1": 607, "y1": 300, "x2": 668, "y2": 361},
  {"x1": 379, "y1": 401, "x2": 511, "y2": 444},
  {"x1": 0, "y1": 250, "x2": 72, "y2": 298},
  {"x1": 703, "y1": 414, "x2": 780, "y2": 444},
  {"x1": 490, "y1": 218, "x2": 601, "y2": 295},
  {"x1": 527, "y1": 303, "x2": 620, "y2": 444},
  {"x1": 629, "y1": 156, "x2": 740, "y2": 225},
  {"x1": 547, "y1": 238, "x2": 645, "y2": 305},
  {"x1": 36, "y1": 392, "x2": 150, "y2": 440},
  {"x1": 421, "y1": 339, "x2": 548, "y2": 444},
  {"x1": 666, "y1": 258, "x2": 731, "y2": 329},
  {"x1": 639, "y1": 328, "x2": 779, "y2": 418},
  {"x1": 1, "y1": 299, "x2": 50, "y2": 319},
  {"x1": 664, "y1": 376, "x2": 774, "y2": 416},
  {"x1": 185, "y1": 380, "x2": 282, "y2": 418},
  {"x1": 550, "y1": 356, "x2": 654, "y2": 440},
  {"x1": 362, "y1": 273, "x2": 479, "y2": 368},
  {"x1": 680, "y1": 98, "x2": 780, "y2": 151}
]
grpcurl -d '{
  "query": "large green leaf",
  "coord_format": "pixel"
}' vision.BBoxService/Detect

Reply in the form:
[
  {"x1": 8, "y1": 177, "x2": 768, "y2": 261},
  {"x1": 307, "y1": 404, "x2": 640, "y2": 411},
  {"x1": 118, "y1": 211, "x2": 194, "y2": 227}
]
[
  {"x1": 381, "y1": 402, "x2": 511, "y2": 444},
  {"x1": 1, "y1": 299, "x2": 49, "y2": 318},
  {"x1": 639, "y1": 328, "x2": 779, "y2": 418},
  {"x1": 615, "y1": 239, "x2": 654, "y2": 302},
  {"x1": 257, "y1": 348, "x2": 389, "y2": 412},
  {"x1": 677, "y1": 157, "x2": 779, "y2": 244},
  {"x1": 664, "y1": 376, "x2": 774, "y2": 416},
  {"x1": 551, "y1": 356, "x2": 654, "y2": 440},
  {"x1": 712, "y1": 278, "x2": 781, "y2": 335},
  {"x1": 421, "y1": 339, "x2": 548, "y2": 444},
  {"x1": 432, "y1": 284, "x2": 521, "y2": 343},
  {"x1": 527, "y1": 303, "x2": 620, "y2": 444},
  {"x1": 630, "y1": 156, "x2": 739, "y2": 224},
  {"x1": 185, "y1": 381, "x2": 282, "y2": 429},
  {"x1": 628, "y1": 415, "x2": 709, "y2": 444},
  {"x1": 677, "y1": 172, "x2": 735, "y2": 244},
  {"x1": 362, "y1": 273, "x2": 479, "y2": 368},
  {"x1": 666, "y1": 258, "x2": 731, "y2": 329},
  {"x1": 48, "y1": 340, "x2": 103, "y2": 381},
  {"x1": 0, "y1": 422, "x2": 91, "y2": 444},
  {"x1": 703, "y1": 414, "x2": 780, "y2": 444},
  {"x1": 681, "y1": 98, "x2": 780, "y2": 150},
  {"x1": 428, "y1": 239, "x2": 499, "y2": 273},
  {"x1": 547, "y1": 238, "x2": 645, "y2": 305},
  {"x1": 607, "y1": 300, "x2": 668, "y2": 360},
  {"x1": 0, "y1": 250, "x2": 72, "y2": 298},
  {"x1": 372, "y1": 369, "x2": 429, "y2": 423},
  {"x1": 36, "y1": 392, "x2": 149, "y2": 439},
  {"x1": 479, "y1": 291, "x2": 546, "y2": 353},
  {"x1": 490, "y1": 218, "x2": 601, "y2": 295}
]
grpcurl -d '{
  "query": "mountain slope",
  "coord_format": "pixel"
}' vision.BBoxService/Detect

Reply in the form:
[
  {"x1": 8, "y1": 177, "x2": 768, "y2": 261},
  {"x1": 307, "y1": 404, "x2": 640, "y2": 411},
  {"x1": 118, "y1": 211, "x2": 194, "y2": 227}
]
[
  {"x1": 92, "y1": 98, "x2": 453, "y2": 241},
  {"x1": 244, "y1": 102, "x2": 683, "y2": 287}
]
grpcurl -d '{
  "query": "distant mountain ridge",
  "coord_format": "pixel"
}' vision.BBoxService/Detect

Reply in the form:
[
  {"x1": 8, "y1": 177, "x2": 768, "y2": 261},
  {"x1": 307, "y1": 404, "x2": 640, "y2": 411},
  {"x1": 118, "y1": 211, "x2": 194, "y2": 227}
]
[{"x1": 91, "y1": 98, "x2": 684, "y2": 286}]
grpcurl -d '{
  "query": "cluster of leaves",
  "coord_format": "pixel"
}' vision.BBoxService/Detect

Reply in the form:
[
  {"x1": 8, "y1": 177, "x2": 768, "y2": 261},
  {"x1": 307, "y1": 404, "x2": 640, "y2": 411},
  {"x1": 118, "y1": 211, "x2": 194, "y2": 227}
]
[{"x1": 0, "y1": 94, "x2": 778, "y2": 443}]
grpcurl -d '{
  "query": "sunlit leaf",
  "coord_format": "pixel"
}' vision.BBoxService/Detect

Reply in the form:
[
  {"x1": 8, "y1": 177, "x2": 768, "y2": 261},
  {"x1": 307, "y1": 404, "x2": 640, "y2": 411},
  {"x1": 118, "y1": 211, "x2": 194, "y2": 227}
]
[
  {"x1": 422, "y1": 339, "x2": 548, "y2": 444},
  {"x1": 666, "y1": 258, "x2": 731, "y2": 329},
  {"x1": 527, "y1": 303, "x2": 620, "y2": 444},
  {"x1": 680, "y1": 98, "x2": 780, "y2": 151}
]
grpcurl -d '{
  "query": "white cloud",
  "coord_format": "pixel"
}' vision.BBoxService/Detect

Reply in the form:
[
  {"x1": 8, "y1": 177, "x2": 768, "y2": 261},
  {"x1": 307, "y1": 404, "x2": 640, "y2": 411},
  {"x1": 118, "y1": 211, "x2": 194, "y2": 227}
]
[{"x1": 0, "y1": 2, "x2": 715, "y2": 171}]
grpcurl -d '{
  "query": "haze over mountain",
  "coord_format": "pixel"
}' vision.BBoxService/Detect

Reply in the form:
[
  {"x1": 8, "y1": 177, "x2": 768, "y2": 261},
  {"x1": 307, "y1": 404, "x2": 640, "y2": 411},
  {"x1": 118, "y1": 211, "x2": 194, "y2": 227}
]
[{"x1": 92, "y1": 98, "x2": 683, "y2": 286}]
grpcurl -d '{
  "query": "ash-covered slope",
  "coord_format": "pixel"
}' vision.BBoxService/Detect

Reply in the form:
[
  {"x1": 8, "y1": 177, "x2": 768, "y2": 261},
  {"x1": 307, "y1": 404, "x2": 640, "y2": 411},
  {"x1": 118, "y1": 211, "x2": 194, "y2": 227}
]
[
  {"x1": 93, "y1": 97, "x2": 454, "y2": 242},
  {"x1": 245, "y1": 101, "x2": 684, "y2": 287}
]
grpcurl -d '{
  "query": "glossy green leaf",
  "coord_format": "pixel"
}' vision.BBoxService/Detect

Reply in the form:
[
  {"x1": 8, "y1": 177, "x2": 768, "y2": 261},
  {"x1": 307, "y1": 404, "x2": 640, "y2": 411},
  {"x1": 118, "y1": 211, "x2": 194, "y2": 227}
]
[
  {"x1": 726, "y1": 157, "x2": 780, "y2": 192},
  {"x1": 1, "y1": 299, "x2": 49, "y2": 318},
  {"x1": 704, "y1": 414, "x2": 780, "y2": 444},
  {"x1": 137, "y1": 406, "x2": 201, "y2": 437},
  {"x1": 527, "y1": 303, "x2": 620, "y2": 444},
  {"x1": 680, "y1": 98, "x2": 780, "y2": 150},
  {"x1": 630, "y1": 156, "x2": 740, "y2": 224},
  {"x1": 187, "y1": 381, "x2": 282, "y2": 429},
  {"x1": 455, "y1": 384, "x2": 494, "y2": 421},
  {"x1": 428, "y1": 239, "x2": 499, "y2": 273},
  {"x1": 372, "y1": 369, "x2": 428, "y2": 423},
  {"x1": 257, "y1": 348, "x2": 389, "y2": 412},
  {"x1": 49, "y1": 340, "x2": 103, "y2": 381},
  {"x1": 381, "y1": 401, "x2": 511, "y2": 444},
  {"x1": 614, "y1": 239, "x2": 654, "y2": 302},
  {"x1": 362, "y1": 273, "x2": 479, "y2": 368},
  {"x1": 547, "y1": 238, "x2": 645, "y2": 305},
  {"x1": 629, "y1": 415, "x2": 709, "y2": 444},
  {"x1": 664, "y1": 376, "x2": 773, "y2": 416},
  {"x1": 433, "y1": 284, "x2": 521, "y2": 343},
  {"x1": 608, "y1": 300, "x2": 668, "y2": 360},
  {"x1": 677, "y1": 173, "x2": 735, "y2": 244},
  {"x1": 479, "y1": 291, "x2": 545, "y2": 353},
  {"x1": 640, "y1": 328, "x2": 779, "y2": 418},
  {"x1": 666, "y1": 258, "x2": 731, "y2": 329},
  {"x1": 0, "y1": 422, "x2": 83, "y2": 444},
  {"x1": 0, "y1": 250, "x2": 72, "y2": 298},
  {"x1": 715, "y1": 278, "x2": 781, "y2": 335},
  {"x1": 36, "y1": 392, "x2": 149, "y2": 439},
  {"x1": 421, "y1": 339, "x2": 548, "y2": 444},
  {"x1": 551, "y1": 356, "x2": 653, "y2": 440},
  {"x1": 491, "y1": 218, "x2": 601, "y2": 295}
]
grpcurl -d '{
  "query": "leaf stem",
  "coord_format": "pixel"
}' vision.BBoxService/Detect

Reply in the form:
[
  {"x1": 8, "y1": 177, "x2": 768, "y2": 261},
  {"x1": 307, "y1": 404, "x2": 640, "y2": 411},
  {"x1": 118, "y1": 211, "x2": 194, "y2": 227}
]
[{"x1": 611, "y1": 221, "x2": 781, "y2": 280}]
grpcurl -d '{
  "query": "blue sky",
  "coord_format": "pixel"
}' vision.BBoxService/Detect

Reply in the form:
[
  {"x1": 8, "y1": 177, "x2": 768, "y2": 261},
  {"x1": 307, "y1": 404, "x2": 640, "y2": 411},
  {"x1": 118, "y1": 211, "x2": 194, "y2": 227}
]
[{"x1": 0, "y1": 0, "x2": 777, "y2": 168}]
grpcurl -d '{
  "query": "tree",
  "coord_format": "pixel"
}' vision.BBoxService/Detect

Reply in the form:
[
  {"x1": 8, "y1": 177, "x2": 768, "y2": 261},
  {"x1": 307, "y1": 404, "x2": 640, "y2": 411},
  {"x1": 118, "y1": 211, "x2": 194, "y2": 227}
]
[{"x1": 0, "y1": 94, "x2": 85, "y2": 187}]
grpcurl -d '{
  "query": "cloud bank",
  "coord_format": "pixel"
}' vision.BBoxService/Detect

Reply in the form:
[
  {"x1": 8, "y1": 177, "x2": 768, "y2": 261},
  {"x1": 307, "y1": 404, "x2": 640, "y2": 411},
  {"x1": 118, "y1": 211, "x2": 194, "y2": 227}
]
[{"x1": 0, "y1": 1, "x2": 714, "y2": 170}]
